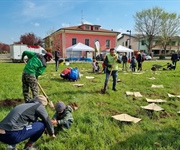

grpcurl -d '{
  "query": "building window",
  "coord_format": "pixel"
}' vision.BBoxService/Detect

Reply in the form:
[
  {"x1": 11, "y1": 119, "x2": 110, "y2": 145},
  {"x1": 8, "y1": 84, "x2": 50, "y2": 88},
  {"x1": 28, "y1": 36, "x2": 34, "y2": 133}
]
[
  {"x1": 85, "y1": 26, "x2": 90, "y2": 30},
  {"x1": 125, "y1": 41, "x2": 128, "y2": 46},
  {"x1": 72, "y1": 38, "x2": 76, "y2": 45},
  {"x1": 171, "y1": 41, "x2": 176, "y2": 46},
  {"x1": 85, "y1": 39, "x2": 89, "y2": 46},
  {"x1": 51, "y1": 41, "x2": 53, "y2": 46},
  {"x1": 141, "y1": 40, "x2": 145, "y2": 45},
  {"x1": 94, "y1": 26, "x2": 99, "y2": 30},
  {"x1": 106, "y1": 40, "x2": 110, "y2": 48}
]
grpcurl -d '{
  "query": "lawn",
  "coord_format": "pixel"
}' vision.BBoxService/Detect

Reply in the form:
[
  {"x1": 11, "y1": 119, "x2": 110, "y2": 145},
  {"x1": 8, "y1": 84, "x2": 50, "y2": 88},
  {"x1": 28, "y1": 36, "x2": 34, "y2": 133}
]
[{"x1": 0, "y1": 60, "x2": 180, "y2": 150}]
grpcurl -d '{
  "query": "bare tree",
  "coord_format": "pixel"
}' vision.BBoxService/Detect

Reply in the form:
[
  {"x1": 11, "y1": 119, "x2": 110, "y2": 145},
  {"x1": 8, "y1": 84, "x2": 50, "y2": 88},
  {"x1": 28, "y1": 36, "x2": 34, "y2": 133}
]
[
  {"x1": 134, "y1": 7, "x2": 165, "y2": 53},
  {"x1": 45, "y1": 27, "x2": 61, "y2": 55}
]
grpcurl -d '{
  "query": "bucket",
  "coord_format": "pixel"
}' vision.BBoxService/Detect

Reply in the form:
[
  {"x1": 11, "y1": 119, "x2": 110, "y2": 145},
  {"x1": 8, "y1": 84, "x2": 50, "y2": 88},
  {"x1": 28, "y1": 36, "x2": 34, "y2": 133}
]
[{"x1": 65, "y1": 62, "x2": 70, "y2": 66}]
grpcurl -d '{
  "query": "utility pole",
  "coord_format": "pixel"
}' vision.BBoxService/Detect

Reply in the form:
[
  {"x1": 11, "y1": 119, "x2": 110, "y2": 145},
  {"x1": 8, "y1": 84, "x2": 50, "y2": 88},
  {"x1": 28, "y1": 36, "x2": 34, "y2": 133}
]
[{"x1": 127, "y1": 30, "x2": 131, "y2": 49}]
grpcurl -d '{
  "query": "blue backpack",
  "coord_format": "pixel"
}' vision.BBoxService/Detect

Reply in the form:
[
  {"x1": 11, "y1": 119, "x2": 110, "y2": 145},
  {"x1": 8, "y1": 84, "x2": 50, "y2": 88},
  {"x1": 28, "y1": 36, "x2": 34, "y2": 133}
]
[{"x1": 69, "y1": 67, "x2": 79, "y2": 81}]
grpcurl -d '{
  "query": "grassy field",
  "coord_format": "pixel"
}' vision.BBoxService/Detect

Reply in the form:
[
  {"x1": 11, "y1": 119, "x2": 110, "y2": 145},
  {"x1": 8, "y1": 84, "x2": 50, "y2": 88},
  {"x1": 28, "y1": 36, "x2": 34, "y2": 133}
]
[{"x1": 0, "y1": 60, "x2": 180, "y2": 150}]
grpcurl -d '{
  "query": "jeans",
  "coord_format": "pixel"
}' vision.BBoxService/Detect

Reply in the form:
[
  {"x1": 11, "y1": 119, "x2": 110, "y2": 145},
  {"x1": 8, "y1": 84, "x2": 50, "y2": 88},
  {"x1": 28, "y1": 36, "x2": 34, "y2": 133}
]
[
  {"x1": 0, "y1": 122, "x2": 45, "y2": 145},
  {"x1": 104, "y1": 70, "x2": 118, "y2": 90}
]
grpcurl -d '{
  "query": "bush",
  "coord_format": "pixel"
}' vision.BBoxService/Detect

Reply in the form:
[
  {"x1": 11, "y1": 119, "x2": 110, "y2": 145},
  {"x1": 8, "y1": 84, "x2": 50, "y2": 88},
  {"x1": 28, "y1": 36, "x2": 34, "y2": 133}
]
[{"x1": 159, "y1": 54, "x2": 165, "y2": 59}]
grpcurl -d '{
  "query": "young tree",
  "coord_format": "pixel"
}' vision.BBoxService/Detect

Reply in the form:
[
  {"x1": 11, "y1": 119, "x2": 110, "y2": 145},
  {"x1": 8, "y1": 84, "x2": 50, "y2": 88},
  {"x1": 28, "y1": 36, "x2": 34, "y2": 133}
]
[
  {"x1": 0, "y1": 43, "x2": 10, "y2": 53},
  {"x1": 134, "y1": 7, "x2": 165, "y2": 53},
  {"x1": 45, "y1": 27, "x2": 61, "y2": 55},
  {"x1": 158, "y1": 13, "x2": 180, "y2": 55}
]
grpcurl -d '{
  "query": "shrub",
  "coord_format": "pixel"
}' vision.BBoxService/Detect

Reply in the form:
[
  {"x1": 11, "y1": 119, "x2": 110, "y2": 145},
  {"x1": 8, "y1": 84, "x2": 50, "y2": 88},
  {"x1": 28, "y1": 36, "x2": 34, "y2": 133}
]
[{"x1": 159, "y1": 54, "x2": 165, "y2": 59}]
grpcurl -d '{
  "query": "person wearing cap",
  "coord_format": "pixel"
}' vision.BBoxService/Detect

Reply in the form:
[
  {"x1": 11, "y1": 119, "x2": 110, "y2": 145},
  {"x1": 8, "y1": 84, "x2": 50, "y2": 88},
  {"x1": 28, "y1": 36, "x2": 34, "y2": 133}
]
[
  {"x1": 21, "y1": 51, "x2": 53, "y2": 102},
  {"x1": 0, "y1": 95, "x2": 56, "y2": 150},
  {"x1": 51, "y1": 102, "x2": 74, "y2": 132}
]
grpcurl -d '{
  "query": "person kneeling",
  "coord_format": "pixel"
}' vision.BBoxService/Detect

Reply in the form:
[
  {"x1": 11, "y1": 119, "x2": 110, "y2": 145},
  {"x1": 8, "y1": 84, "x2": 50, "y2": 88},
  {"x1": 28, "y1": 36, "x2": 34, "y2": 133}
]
[
  {"x1": 0, "y1": 95, "x2": 55, "y2": 150},
  {"x1": 51, "y1": 102, "x2": 74, "y2": 134}
]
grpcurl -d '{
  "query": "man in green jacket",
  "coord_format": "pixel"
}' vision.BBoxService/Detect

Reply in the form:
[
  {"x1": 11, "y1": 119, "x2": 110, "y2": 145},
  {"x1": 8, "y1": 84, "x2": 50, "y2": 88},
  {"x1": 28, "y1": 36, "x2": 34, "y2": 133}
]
[{"x1": 21, "y1": 51, "x2": 53, "y2": 102}]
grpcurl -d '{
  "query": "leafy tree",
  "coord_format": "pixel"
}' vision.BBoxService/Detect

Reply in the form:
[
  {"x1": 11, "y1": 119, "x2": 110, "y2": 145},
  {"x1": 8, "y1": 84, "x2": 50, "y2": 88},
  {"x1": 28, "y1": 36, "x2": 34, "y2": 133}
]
[
  {"x1": 134, "y1": 7, "x2": 165, "y2": 53},
  {"x1": 158, "y1": 13, "x2": 180, "y2": 55},
  {"x1": 16, "y1": 33, "x2": 43, "y2": 46},
  {"x1": 0, "y1": 43, "x2": 10, "y2": 53}
]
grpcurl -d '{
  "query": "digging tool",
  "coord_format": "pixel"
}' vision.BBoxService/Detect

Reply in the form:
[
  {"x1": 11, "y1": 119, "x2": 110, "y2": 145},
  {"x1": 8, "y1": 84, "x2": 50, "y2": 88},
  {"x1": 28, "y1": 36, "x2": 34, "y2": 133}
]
[
  {"x1": 37, "y1": 82, "x2": 54, "y2": 108},
  {"x1": 101, "y1": 69, "x2": 113, "y2": 94}
]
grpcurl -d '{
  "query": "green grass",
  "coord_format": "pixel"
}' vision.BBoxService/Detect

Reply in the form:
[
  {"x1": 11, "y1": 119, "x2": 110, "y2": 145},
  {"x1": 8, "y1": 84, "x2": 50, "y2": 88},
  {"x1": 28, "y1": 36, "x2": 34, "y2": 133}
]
[{"x1": 0, "y1": 61, "x2": 180, "y2": 150}]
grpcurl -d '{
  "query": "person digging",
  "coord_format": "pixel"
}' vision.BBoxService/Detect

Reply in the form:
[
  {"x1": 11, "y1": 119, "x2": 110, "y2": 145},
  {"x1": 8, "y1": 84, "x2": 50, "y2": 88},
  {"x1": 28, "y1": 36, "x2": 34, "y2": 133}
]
[{"x1": 101, "y1": 48, "x2": 121, "y2": 94}]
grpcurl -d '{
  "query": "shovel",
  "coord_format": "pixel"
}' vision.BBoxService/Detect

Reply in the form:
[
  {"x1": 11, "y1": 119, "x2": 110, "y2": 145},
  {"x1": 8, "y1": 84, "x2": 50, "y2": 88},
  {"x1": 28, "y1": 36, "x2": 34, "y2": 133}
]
[{"x1": 37, "y1": 82, "x2": 54, "y2": 108}]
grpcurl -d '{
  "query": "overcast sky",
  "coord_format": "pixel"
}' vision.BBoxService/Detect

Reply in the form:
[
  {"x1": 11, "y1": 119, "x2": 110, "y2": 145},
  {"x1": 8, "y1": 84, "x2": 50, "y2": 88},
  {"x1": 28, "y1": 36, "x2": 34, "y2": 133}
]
[{"x1": 1, "y1": 0, "x2": 180, "y2": 44}]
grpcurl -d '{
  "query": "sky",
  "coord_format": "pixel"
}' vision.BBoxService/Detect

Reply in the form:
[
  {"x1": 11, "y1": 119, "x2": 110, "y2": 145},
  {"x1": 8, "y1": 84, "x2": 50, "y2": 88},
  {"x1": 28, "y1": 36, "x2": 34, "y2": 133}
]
[{"x1": 1, "y1": 0, "x2": 180, "y2": 45}]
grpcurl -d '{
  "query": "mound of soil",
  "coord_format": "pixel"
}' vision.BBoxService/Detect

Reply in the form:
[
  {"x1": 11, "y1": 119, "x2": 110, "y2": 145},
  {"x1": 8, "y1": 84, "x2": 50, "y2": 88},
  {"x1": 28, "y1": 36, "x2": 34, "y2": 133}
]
[
  {"x1": 68, "y1": 102, "x2": 78, "y2": 110},
  {"x1": 0, "y1": 99, "x2": 23, "y2": 107}
]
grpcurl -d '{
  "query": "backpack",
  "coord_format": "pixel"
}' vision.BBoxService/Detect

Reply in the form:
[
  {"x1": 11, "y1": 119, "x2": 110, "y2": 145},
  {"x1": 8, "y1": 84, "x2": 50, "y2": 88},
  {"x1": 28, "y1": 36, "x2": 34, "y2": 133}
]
[
  {"x1": 60, "y1": 68, "x2": 71, "y2": 80},
  {"x1": 69, "y1": 67, "x2": 79, "y2": 81}
]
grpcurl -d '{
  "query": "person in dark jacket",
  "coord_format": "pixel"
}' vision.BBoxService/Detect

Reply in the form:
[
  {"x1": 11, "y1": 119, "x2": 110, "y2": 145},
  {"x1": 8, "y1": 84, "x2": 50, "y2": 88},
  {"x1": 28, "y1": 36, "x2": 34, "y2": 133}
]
[
  {"x1": 130, "y1": 56, "x2": 137, "y2": 72},
  {"x1": 0, "y1": 95, "x2": 55, "y2": 150},
  {"x1": 171, "y1": 51, "x2": 178, "y2": 70},
  {"x1": 54, "y1": 50, "x2": 60, "y2": 72},
  {"x1": 137, "y1": 51, "x2": 144, "y2": 71},
  {"x1": 51, "y1": 102, "x2": 74, "y2": 133},
  {"x1": 122, "y1": 53, "x2": 128, "y2": 71},
  {"x1": 21, "y1": 51, "x2": 53, "y2": 102}
]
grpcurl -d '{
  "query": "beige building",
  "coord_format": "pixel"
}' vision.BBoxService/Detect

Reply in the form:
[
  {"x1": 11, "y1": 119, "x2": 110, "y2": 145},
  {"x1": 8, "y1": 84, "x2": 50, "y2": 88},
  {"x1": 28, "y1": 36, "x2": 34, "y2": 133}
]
[{"x1": 117, "y1": 34, "x2": 139, "y2": 51}]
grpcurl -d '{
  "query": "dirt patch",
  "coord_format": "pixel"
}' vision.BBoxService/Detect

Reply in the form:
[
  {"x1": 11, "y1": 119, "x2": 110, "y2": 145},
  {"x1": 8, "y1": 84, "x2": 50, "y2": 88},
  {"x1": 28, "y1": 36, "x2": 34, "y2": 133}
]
[
  {"x1": 0, "y1": 99, "x2": 23, "y2": 107},
  {"x1": 96, "y1": 102, "x2": 109, "y2": 106},
  {"x1": 108, "y1": 109, "x2": 121, "y2": 116},
  {"x1": 68, "y1": 102, "x2": 78, "y2": 110}
]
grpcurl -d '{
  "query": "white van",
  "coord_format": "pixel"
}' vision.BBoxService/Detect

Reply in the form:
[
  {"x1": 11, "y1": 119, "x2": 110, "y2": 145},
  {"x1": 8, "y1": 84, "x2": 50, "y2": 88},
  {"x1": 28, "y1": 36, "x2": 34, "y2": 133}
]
[{"x1": 10, "y1": 44, "x2": 47, "y2": 62}]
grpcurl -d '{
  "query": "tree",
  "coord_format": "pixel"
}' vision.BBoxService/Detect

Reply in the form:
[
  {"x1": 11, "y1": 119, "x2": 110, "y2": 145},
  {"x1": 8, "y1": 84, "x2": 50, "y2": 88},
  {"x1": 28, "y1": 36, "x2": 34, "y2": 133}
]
[
  {"x1": 158, "y1": 13, "x2": 180, "y2": 55},
  {"x1": 0, "y1": 43, "x2": 10, "y2": 53},
  {"x1": 45, "y1": 27, "x2": 61, "y2": 55},
  {"x1": 134, "y1": 7, "x2": 165, "y2": 54},
  {"x1": 16, "y1": 33, "x2": 43, "y2": 46}
]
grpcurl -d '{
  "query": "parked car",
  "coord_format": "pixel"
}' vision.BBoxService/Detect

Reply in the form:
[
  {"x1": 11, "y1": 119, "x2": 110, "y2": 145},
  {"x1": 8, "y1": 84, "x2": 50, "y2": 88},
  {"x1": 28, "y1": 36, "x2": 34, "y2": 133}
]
[{"x1": 142, "y1": 54, "x2": 152, "y2": 60}]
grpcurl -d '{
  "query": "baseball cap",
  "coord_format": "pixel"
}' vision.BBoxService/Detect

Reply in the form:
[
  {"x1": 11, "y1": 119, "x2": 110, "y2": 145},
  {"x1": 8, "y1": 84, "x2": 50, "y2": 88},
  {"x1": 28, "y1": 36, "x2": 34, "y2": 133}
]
[{"x1": 55, "y1": 102, "x2": 66, "y2": 112}]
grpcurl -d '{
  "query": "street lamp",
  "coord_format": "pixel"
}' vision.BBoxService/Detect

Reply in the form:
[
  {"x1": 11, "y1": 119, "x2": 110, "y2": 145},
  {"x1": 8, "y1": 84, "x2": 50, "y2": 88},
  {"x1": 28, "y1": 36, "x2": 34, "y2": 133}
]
[{"x1": 127, "y1": 30, "x2": 131, "y2": 49}]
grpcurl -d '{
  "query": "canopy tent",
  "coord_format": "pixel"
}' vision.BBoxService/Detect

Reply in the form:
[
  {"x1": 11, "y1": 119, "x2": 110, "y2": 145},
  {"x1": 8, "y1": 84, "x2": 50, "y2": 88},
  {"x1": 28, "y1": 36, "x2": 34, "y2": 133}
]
[
  {"x1": 66, "y1": 42, "x2": 95, "y2": 52},
  {"x1": 114, "y1": 45, "x2": 134, "y2": 53},
  {"x1": 66, "y1": 42, "x2": 95, "y2": 61},
  {"x1": 114, "y1": 45, "x2": 134, "y2": 59}
]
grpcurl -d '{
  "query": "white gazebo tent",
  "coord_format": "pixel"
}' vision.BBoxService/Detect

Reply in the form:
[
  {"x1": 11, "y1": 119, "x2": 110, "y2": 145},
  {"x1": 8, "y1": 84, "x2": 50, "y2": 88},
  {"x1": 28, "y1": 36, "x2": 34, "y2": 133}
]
[
  {"x1": 114, "y1": 45, "x2": 134, "y2": 59},
  {"x1": 66, "y1": 42, "x2": 95, "y2": 61}
]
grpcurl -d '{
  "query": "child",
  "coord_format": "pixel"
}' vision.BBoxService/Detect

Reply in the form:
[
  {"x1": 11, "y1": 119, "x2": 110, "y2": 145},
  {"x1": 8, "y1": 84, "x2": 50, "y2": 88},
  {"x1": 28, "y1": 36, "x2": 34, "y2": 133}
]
[
  {"x1": 130, "y1": 56, "x2": 137, "y2": 72},
  {"x1": 167, "y1": 63, "x2": 175, "y2": 70},
  {"x1": 51, "y1": 102, "x2": 74, "y2": 131},
  {"x1": 95, "y1": 62, "x2": 100, "y2": 72},
  {"x1": 92, "y1": 59, "x2": 96, "y2": 72}
]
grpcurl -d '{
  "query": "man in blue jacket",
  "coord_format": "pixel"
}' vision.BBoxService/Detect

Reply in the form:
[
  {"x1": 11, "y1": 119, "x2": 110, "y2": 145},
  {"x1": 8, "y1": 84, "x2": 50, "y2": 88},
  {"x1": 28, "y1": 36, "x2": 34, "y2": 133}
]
[{"x1": 0, "y1": 95, "x2": 55, "y2": 150}]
